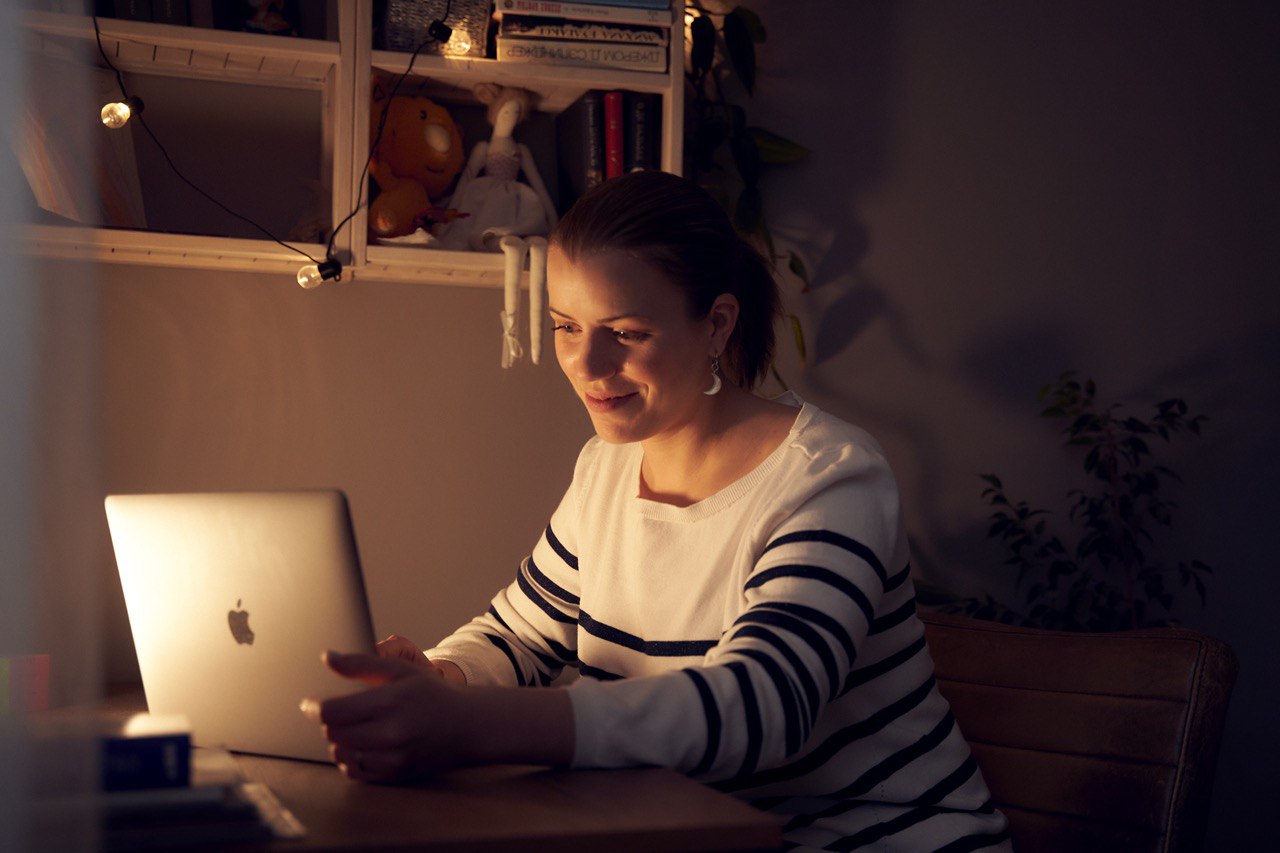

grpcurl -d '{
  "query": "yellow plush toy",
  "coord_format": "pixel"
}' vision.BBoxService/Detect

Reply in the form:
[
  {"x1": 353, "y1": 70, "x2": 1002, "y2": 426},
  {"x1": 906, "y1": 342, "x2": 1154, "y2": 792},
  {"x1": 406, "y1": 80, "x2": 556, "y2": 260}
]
[{"x1": 368, "y1": 79, "x2": 465, "y2": 239}]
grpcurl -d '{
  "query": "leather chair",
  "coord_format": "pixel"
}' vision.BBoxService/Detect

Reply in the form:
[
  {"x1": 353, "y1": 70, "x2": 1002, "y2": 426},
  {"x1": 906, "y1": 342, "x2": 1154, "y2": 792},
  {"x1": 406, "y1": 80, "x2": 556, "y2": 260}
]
[{"x1": 920, "y1": 612, "x2": 1236, "y2": 853}]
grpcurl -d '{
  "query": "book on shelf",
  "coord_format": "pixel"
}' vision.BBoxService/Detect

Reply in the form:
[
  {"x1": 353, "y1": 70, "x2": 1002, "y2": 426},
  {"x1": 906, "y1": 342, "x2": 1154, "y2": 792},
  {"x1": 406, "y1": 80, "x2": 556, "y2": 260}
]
[
  {"x1": 494, "y1": 36, "x2": 667, "y2": 72},
  {"x1": 604, "y1": 90, "x2": 624, "y2": 179},
  {"x1": 624, "y1": 91, "x2": 660, "y2": 172},
  {"x1": 555, "y1": 89, "x2": 605, "y2": 211},
  {"x1": 557, "y1": 89, "x2": 661, "y2": 211},
  {"x1": 493, "y1": 1, "x2": 672, "y2": 28},
  {"x1": 111, "y1": 0, "x2": 151, "y2": 20},
  {"x1": 150, "y1": 0, "x2": 189, "y2": 25},
  {"x1": 498, "y1": 14, "x2": 668, "y2": 45}
]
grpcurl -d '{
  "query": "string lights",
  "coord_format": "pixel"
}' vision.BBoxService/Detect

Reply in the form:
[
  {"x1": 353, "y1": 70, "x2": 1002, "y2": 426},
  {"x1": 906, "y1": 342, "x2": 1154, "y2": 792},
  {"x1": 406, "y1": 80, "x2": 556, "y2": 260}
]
[{"x1": 91, "y1": 2, "x2": 456, "y2": 289}]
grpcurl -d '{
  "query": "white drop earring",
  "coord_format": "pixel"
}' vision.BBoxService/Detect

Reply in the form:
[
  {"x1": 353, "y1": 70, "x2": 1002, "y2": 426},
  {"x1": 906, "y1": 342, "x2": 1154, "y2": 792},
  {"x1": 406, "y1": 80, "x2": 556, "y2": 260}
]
[{"x1": 704, "y1": 355, "x2": 722, "y2": 396}]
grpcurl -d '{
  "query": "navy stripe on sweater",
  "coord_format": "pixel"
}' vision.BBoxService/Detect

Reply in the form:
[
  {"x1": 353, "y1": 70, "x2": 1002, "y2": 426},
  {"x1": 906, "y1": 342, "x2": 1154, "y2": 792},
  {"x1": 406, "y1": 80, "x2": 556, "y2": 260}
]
[
  {"x1": 761, "y1": 529, "x2": 888, "y2": 587},
  {"x1": 482, "y1": 632, "x2": 525, "y2": 686},
  {"x1": 544, "y1": 524, "x2": 579, "y2": 570},
  {"x1": 733, "y1": 608, "x2": 840, "y2": 699},
  {"x1": 525, "y1": 555, "x2": 580, "y2": 606},
  {"x1": 487, "y1": 605, "x2": 565, "y2": 674},
  {"x1": 841, "y1": 634, "x2": 927, "y2": 696},
  {"x1": 726, "y1": 661, "x2": 763, "y2": 777},
  {"x1": 836, "y1": 712, "x2": 957, "y2": 798},
  {"x1": 745, "y1": 564, "x2": 875, "y2": 626},
  {"x1": 579, "y1": 661, "x2": 623, "y2": 681},
  {"x1": 578, "y1": 610, "x2": 718, "y2": 657},
  {"x1": 730, "y1": 624, "x2": 820, "y2": 733},
  {"x1": 516, "y1": 569, "x2": 575, "y2": 624},
  {"x1": 885, "y1": 561, "x2": 912, "y2": 592},
  {"x1": 732, "y1": 648, "x2": 804, "y2": 757},
  {"x1": 869, "y1": 597, "x2": 917, "y2": 635},
  {"x1": 684, "y1": 668, "x2": 722, "y2": 777},
  {"x1": 715, "y1": 674, "x2": 937, "y2": 793},
  {"x1": 755, "y1": 601, "x2": 857, "y2": 668},
  {"x1": 934, "y1": 830, "x2": 1011, "y2": 853}
]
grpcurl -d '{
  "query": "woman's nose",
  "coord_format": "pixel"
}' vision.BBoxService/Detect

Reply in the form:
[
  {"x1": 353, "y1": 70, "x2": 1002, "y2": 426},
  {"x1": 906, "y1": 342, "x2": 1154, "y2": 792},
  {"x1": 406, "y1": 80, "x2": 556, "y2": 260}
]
[{"x1": 576, "y1": 332, "x2": 618, "y2": 381}]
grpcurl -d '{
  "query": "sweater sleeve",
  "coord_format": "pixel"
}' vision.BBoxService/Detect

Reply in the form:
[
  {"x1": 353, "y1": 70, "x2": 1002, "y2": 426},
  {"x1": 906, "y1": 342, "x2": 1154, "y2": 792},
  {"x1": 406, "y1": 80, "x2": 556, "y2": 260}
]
[
  {"x1": 567, "y1": 445, "x2": 906, "y2": 781},
  {"x1": 423, "y1": 445, "x2": 592, "y2": 687}
]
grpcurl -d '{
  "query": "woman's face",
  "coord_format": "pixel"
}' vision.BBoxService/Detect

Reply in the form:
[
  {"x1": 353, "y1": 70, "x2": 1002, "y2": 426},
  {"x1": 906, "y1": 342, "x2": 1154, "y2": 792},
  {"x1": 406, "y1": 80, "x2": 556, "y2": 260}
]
[{"x1": 547, "y1": 247, "x2": 715, "y2": 446}]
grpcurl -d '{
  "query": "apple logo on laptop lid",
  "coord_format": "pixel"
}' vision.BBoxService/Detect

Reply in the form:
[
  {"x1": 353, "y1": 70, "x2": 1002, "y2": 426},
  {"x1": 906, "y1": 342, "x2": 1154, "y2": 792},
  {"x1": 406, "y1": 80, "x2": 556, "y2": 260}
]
[{"x1": 228, "y1": 599, "x2": 255, "y2": 645}]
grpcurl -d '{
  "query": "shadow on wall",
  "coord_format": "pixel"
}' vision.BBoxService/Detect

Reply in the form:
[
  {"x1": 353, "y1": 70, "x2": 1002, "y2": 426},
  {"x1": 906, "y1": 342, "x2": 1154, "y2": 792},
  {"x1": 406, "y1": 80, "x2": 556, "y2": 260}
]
[{"x1": 760, "y1": 0, "x2": 903, "y2": 366}]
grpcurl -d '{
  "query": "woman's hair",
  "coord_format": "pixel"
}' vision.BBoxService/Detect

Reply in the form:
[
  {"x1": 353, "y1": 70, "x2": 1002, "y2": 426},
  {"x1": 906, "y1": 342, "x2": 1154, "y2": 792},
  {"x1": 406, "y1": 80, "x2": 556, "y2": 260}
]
[{"x1": 551, "y1": 170, "x2": 779, "y2": 390}]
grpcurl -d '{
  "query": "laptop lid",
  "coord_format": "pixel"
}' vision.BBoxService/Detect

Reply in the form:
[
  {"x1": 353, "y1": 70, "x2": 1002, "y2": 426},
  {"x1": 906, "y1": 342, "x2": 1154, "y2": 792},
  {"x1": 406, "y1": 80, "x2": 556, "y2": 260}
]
[{"x1": 105, "y1": 490, "x2": 376, "y2": 763}]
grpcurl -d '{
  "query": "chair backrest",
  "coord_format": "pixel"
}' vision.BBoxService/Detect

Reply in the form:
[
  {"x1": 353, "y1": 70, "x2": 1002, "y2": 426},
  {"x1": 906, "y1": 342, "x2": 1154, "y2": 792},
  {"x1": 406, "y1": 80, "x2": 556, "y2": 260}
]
[{"x1": 920, "y1": 612, "x2": 1236, "y2": 853}]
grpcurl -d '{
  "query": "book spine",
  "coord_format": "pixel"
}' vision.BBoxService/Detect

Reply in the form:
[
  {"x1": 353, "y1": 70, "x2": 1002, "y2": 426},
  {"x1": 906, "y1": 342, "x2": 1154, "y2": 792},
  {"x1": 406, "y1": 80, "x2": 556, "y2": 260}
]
[
  {"x1": 113, "y1": 0, "x2": 152, "y2": 20},
  {"x1": 493, "y1": 1, "x2": 671, "y2": 27},
  {"x1": 102, "y1": 732, "x2": 191, "y2": 791},
  {"x1": 624, "y1": 92, "x2": 660, "y2": 172},
  {"x1": 584, "y1": 92, "x2": 605, "y2": 192},
  {"x1": 495, "y1": 36, "x2": 667, "y2": 73},
  {"x1": 151, "y1": 0, "x2": 189, "y2": 25},
  {"x1": 499, "y1": 15, "x2": 669, "y2": 45},
  {"x1": 605, "y1": 91, "x2": 624, "y2": 180},
  {"x1": 555, "y1": 90, "x2": 605, "y2": 211}
]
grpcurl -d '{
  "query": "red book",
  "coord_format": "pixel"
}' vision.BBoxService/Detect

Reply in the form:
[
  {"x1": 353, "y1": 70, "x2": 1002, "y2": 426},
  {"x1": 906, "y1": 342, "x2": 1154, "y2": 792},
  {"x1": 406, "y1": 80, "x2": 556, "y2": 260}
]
[{"x1": 604, "y1": 90, "x2": 624, "y2": 180}]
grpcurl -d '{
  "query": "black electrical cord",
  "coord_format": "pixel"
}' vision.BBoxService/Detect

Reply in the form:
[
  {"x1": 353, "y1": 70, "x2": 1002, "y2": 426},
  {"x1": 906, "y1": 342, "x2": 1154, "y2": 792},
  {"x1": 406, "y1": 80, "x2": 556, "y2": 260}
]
[
  {"x1": 92, "y1": 2, "x2": 456, "y2": 273},
  {"x1": 93, "y1": 15, "x2": 324, "y2": 265},
  {"x1": 327, "y1": 0, "x2": 455, "y2": 261}
]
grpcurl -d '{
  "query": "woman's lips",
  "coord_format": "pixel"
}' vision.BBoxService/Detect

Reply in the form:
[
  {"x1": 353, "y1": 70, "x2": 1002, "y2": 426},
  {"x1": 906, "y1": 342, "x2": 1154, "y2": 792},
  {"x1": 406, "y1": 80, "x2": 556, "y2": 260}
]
[{"x1": 584, "y1": 392, "x2": 639, "y2": 414}]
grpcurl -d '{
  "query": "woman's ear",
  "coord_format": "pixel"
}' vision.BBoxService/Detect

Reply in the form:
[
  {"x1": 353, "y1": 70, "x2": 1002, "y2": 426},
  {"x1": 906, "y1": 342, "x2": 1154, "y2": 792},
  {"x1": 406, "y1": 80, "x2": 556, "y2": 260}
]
[{"x1": 707, "y1": 293, "x2": 740, "y2": 355}]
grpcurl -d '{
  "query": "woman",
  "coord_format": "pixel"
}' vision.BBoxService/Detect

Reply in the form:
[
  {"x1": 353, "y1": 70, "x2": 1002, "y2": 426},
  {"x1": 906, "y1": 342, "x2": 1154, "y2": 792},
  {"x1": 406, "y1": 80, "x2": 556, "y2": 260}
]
[{"x1": 304, "y1": 171, "x2": 1011, "y2": 851}]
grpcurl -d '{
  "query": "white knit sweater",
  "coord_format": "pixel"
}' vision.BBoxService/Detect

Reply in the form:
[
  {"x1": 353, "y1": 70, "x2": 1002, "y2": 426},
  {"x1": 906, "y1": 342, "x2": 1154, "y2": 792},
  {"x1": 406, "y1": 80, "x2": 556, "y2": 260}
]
[{"x1": 427, "y1": 395, "x2": 1011, "y2": 851}]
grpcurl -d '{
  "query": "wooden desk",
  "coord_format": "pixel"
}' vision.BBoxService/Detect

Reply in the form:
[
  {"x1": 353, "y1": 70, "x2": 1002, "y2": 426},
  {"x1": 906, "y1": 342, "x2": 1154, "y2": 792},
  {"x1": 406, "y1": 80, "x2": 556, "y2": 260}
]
[{"x1": 233, "y1": 754, "x2": 782, "y2": 852}]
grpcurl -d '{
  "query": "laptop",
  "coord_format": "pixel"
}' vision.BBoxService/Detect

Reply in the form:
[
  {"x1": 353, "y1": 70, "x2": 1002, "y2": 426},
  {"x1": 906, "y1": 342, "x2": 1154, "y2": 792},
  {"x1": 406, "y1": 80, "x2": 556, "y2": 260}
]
[{"x1": 104, "y1": 490, "x2": 377, "y2": 763}]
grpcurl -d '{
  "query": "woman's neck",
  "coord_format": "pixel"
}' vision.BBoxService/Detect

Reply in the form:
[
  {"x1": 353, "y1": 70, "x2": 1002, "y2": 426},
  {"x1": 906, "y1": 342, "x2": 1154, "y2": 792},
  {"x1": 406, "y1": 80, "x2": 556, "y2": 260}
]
[{"x1": 638, "y1": 388, "x2": 797, "y2": 507}]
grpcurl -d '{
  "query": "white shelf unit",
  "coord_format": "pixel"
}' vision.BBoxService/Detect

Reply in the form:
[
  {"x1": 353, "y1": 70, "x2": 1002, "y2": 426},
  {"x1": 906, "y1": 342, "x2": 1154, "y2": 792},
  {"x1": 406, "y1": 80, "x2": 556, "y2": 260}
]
[{"x1": 18, "y1": 2, "x2": 685, "y2": 288}]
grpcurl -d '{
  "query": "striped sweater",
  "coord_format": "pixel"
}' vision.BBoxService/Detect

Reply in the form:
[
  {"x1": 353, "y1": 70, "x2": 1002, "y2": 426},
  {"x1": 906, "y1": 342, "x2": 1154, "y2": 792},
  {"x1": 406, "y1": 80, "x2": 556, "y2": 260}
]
[{"x1": 426, "y1": 396, "x2": 1012, "y2": 851}]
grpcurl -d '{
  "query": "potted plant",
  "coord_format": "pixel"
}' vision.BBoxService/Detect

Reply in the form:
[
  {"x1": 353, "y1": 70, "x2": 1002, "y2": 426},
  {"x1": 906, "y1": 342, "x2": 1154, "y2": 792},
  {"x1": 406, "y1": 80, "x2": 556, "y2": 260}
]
[{"x1": 945, "y1": 372, "x2": 1213, "y2": 632}]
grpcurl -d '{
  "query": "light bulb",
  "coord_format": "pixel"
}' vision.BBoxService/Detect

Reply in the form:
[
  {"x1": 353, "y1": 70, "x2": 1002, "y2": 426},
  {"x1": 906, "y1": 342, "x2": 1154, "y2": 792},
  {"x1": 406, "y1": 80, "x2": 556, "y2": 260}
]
[
  {"x1": 297, "y1": 259, "x2": 342, "y2": 289},
  {"x1": 446, "y1": 31, "x2": 472, "y2": 55},
  {"x1": 101, "y1": 96, "x2": 143, "y2": 129}
]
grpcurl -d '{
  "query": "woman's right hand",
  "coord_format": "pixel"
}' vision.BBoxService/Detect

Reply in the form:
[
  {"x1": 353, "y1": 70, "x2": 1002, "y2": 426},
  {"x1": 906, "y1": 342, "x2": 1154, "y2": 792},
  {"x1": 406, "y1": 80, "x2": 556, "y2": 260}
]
[{"x1": 376, "y1": 634, "x2": 465, "y2": 685}]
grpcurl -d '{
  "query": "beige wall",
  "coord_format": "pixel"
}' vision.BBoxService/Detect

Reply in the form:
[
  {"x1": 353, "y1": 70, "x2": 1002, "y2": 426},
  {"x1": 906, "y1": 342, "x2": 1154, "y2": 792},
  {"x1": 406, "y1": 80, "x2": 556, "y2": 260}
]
[{"x1": 96, "y1": 266, "x2": 595, "y2": 680}]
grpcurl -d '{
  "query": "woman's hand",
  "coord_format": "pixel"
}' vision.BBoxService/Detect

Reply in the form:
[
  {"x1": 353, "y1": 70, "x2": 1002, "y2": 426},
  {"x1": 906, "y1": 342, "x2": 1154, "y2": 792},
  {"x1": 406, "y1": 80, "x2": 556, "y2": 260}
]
[
  {"x1": 302, "y1": 651, "x2": 474, "y2": 783},
  {"x1": 376, "y1": 634, "x2": 467, "y2": 685},
  {"x1": 301, "y1": 650, "x2": 575, "y2": 783}
]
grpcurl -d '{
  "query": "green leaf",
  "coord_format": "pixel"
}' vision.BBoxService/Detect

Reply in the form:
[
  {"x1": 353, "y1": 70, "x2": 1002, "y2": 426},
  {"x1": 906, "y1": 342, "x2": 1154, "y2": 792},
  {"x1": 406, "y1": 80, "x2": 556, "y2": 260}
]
[
  {"x1": 729, "y1": 6, "x2": 767, "y2": 42},
  {"x1": 748, "y1": 127, "x2": 810, "y2": 164},
  {"x1": 722, "y1": 9, "x2": 756, "y2": 94},
  {"x1": 689, "y1": 14, "x2": 716, "y2": 79},
  {"x1": 787, "y1": 250, "x2": 811, "y2": 293},
  {"x1": 788, "y1": 313, "x2": 806, "y2": 361}
]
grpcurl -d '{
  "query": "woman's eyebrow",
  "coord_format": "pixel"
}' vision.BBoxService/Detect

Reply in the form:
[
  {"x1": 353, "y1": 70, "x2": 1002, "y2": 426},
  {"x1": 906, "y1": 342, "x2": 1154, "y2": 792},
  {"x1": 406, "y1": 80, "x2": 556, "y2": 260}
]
[{"x1": 548, "y1": 306, "x2": 651, "y2": 324}]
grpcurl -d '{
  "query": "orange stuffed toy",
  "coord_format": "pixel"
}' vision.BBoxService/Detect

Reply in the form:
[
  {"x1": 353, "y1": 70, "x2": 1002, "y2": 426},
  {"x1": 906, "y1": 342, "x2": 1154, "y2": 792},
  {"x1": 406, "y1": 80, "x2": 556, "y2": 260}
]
[{"x1": 368, "y1": 79, "x2": 465, "y2": 239}]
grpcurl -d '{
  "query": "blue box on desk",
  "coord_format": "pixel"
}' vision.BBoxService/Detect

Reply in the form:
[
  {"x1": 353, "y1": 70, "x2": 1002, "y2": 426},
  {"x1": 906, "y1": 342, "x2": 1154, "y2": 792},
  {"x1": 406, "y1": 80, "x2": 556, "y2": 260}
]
[{"x1": 102, "y1": 713, "x2": 191, "y2": 791}]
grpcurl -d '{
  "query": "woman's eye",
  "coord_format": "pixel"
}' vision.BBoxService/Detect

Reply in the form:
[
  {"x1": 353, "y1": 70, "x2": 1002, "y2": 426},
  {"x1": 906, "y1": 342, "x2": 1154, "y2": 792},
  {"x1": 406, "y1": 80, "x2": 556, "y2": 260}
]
[
  {"x1": 552, "y1": 323, "x2": 578, "y2": 333},
  {"x1": 613, "y1": 329, "x2": 650, "y2": 342}
]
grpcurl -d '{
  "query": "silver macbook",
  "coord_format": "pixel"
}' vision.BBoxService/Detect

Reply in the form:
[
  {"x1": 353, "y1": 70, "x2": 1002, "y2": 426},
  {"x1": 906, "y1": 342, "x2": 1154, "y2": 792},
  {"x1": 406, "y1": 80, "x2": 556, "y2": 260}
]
[{"x1": 105, "y1": 490, "x2": 376, "y2": 763}]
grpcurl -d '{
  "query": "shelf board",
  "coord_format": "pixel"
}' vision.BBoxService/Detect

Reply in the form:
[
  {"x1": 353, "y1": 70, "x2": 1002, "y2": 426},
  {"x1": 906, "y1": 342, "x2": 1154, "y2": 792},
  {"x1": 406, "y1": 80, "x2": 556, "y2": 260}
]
[
  {"x1": 360, "y1": 244, "x2": 526, "y2": 288},
  {"x1": 23, "y1": 224, "x2": 327, "y2": 277},
  {"x1": 23, "y1": 11, "x2": 340, "y2": 88},
  {"x1": 371, "y1": 50, "x2": 673, "y2": 112}
]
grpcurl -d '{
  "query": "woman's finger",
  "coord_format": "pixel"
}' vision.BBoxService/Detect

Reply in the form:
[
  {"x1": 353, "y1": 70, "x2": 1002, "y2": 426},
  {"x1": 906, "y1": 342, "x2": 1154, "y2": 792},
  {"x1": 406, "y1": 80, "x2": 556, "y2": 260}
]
[{"x1": 332, "y1": 744, "x2": 404, "y2": 783}]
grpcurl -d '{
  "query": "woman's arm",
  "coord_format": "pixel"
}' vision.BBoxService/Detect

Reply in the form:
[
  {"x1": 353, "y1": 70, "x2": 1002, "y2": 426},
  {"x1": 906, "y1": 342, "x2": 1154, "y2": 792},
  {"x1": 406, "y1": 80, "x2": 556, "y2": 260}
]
[{"x1": 303, "y1": 651, "x2": 573, "y2": 782}]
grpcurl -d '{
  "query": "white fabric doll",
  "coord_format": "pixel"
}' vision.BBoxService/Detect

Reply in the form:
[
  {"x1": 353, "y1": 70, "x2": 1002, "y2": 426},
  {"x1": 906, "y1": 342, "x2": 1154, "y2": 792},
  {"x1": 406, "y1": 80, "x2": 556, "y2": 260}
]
[{"x1": 435, "y1": 84, "x2": 558, "y2": 367}]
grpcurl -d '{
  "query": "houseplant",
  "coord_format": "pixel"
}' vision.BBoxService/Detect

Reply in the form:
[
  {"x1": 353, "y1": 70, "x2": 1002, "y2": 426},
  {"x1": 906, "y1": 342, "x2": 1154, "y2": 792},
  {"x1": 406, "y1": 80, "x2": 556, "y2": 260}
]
[
  {"x1": 952, "y1": 372, "x2": 1213, "y2": 632},
  {"x1": 684, "y1": 3, "x2": 810, "y2": 377}
]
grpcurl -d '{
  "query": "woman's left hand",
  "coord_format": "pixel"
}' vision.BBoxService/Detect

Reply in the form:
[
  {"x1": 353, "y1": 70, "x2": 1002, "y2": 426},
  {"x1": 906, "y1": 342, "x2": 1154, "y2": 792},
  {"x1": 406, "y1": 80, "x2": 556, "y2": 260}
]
[{"x1": 301, "y1": 650, "x2": 474, "y2": 783}]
